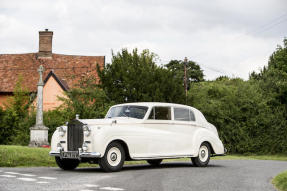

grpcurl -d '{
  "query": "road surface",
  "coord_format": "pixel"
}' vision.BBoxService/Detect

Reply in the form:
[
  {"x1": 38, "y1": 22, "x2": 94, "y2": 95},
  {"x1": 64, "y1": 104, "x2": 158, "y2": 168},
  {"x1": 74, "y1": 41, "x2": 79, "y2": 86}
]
[{"x1": 0, "y1": 160, "x2": 286, "y2": 191}]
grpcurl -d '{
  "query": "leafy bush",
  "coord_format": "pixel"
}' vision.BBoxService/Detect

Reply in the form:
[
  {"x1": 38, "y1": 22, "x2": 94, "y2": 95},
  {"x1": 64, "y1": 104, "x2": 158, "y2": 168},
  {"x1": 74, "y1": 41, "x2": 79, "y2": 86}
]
[
  {"x1": 59, "y1": 75, "x2": 112, "y2": 119},
  {"x1": 0, "y1": 76, "x2": 31, "y2": 145},
  {"x1": 188, "y1": 78, "x2": 287, "y2": 154},
  {"x1": 273, "y1": 170, "x2": 287, "y2": 191}
]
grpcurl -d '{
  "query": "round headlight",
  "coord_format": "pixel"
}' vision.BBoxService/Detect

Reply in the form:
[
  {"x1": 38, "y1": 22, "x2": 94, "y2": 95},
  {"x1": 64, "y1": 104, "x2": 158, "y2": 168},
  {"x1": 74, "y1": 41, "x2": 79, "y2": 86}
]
[
  {"x1": 83, "y1": 125, "x2": 91, "y2": 136},
  {"x1": 58, "y1": 126, "x2": 66, "y2": 137}
]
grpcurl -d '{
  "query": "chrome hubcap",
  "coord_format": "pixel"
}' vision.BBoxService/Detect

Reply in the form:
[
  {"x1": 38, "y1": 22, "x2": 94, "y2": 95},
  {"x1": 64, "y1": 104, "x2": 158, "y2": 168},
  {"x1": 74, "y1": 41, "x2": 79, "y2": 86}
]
[
  {"x1": 199, "y1": 145, "x2": 209, "y2": 162},
  {"x1": 110, "y1": 152, "x2": 117, "y2": 161},
  {"x1": 201, "y1": 150, "x2": 206, "y2": 158},
  {"x1": 107, "y1": 147, "x2": 121, "y2": 166}
]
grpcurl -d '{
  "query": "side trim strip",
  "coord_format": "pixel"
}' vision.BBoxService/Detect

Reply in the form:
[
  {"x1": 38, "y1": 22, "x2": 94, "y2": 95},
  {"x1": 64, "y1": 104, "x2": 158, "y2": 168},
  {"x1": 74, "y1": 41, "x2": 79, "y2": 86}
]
[{"x1": 132, "y1": 155, "x2": 195, "y2": 160}]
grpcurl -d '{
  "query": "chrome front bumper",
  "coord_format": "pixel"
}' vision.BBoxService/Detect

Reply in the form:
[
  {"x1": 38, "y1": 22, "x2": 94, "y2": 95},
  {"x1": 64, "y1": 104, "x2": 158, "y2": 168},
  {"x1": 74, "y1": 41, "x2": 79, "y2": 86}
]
[{"x1": 49, "y1": 151, "x2": 101, "y2": 158}]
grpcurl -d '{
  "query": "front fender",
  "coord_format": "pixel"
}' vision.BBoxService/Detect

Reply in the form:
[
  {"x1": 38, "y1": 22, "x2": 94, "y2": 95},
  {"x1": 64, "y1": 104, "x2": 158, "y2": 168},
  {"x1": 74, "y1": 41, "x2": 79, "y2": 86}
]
[
  {"x1": 50, "y1": 128, "x2": 68, "y2": 152},
  {"x1": 88, "y1": 125, "x2": 129, "y2": 157}
]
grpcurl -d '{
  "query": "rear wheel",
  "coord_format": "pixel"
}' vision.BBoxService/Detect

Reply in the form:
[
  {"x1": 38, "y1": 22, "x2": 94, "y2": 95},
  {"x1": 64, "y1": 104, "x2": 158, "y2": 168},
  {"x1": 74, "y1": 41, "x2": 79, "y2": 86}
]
[
  {"x1": 147, "y1": 159, "x2": 162, "y2": 166},
  {"x1": 191, "y1": 142, "x2": 211, "y2": 167},
  {"x1": 55, "y1": 157, "x2": 80, "y2": 170},
  {"x1": 99, "y1": 142, "x2": 125, "y2": 172}
]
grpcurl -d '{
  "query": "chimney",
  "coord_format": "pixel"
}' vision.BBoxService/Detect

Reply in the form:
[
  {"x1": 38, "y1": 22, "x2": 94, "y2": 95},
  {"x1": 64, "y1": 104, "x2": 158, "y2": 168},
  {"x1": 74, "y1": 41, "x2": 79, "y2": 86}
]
[{"x1": 37, "y1": 29, "x2": 53, "y2": 58}]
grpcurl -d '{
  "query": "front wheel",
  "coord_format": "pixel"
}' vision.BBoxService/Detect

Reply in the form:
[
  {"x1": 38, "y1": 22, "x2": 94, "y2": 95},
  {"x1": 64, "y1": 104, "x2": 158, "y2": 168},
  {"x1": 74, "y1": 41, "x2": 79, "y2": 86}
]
[
  {"x1": 191, "y1": 142, "x2": 211, "y2": 167},
  {"x1": 55, "y1": 157, "x2": 80, "y2": 170},
  {"x1": 98, "y1": 142, "x2": 125, "y2": 172}
]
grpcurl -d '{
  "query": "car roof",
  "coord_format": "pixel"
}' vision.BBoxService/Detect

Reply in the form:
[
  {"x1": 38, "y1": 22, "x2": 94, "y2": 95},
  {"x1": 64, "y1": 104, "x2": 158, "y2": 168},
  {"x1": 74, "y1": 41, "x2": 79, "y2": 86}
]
[
  {"x1": 111, "y1": 102, "x2": 197, "y2": 110},
  {"x1": 109, "y1": 102, "x2": 208, "y2": 125}
]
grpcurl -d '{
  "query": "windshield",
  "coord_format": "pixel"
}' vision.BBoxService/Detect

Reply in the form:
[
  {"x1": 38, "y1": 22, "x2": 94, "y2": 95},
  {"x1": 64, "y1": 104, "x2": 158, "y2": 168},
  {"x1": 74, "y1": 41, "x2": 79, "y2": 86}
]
[{"x1": 106, "y1": 105, "x2": 148, "y2": 119}]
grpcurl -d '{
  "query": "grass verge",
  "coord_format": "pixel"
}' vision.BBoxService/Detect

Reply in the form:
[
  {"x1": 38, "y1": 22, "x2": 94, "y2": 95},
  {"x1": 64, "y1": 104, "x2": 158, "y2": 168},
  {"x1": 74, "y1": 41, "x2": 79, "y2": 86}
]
[
  {"x1": 1, "y1": 145, "x2": 287, "y2": 167},
  {"x1": 273, "y1": 171, "x2": 287, "y2": 191},
  {"x1": 0, "y1": 145, "x2": 55, "y2": 167}
]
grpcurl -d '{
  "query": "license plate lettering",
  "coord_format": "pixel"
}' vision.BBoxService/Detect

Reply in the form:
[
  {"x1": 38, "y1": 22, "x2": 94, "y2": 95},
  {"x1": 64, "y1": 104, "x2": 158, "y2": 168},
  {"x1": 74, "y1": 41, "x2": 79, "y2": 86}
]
[{"x1": 61, "y1": 152, "x2": 79, "y2": 159}]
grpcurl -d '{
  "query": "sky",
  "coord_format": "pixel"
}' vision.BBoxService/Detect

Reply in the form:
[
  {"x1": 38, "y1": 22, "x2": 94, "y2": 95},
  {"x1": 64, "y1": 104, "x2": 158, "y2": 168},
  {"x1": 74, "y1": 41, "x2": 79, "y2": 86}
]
[{"x1": 0, "y1": 0, "x2": 286, "y2": 80}]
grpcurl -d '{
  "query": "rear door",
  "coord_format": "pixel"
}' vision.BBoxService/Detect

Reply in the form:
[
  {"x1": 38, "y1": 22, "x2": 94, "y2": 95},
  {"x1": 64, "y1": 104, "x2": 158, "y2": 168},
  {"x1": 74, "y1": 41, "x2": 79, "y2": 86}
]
[{"x1": 169, "y1": 107, "x2": 198, "y2": 155}]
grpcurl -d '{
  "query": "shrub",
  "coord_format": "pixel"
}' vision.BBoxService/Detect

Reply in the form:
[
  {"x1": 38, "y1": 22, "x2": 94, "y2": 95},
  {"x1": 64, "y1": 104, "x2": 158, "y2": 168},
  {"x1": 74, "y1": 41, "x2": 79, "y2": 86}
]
[{"x1": 188, "y1": 78, "x2": 287, "y2": 154}]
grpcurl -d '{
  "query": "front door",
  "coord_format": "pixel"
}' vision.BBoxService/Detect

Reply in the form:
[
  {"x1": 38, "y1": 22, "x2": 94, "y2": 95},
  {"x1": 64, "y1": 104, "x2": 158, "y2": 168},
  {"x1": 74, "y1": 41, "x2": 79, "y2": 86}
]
[{"x1": 142, "y1": 106, "x2": 176, "y2": 157}]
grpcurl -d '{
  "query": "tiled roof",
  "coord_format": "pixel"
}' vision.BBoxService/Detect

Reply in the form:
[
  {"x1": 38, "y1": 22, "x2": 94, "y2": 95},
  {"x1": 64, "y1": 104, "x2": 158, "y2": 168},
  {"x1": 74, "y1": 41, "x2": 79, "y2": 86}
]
[
  {"x1": 44, "y1": 71, "x2": 70, "y2": 91},
  {"x1": 0, "y1": 53, "x2": 105, "y2": 92}
]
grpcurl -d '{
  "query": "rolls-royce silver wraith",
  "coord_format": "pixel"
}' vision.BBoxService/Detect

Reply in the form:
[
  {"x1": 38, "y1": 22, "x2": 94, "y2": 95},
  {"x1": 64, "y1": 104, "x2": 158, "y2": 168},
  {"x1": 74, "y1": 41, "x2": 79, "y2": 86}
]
[{"x1": 49, "y1": 102, "x2": 226, "y2": 172}]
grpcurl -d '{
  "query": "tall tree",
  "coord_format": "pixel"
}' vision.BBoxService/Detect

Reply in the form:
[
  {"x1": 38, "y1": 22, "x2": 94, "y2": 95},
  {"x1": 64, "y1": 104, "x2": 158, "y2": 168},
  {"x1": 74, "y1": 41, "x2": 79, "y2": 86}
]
[
  {"x1": 98, "y1": 49, "x2": 185, "y2": 104},
  {"x1": 250, "y1": 38, "x2": 287, "y2": 106},
  {"x1": 165, "y1": 60, "x2": 204, "y2": 86},
  {"x1": 268, "y1": 38, "x2": 287, "y2": 72}
]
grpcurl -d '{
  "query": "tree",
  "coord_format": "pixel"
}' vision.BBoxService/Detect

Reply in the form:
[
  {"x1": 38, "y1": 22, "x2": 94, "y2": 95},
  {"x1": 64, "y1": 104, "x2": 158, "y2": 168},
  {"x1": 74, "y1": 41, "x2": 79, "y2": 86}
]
[
  {"x1": 98, "y1": 48, "x2": 185, "y2": 104},
  {"x1": 0, "y1": 76, "x2": 34, "y2": 145},
  {"x1": 215, "y1": 76, "x2": 230, "y2": 81},
  {"x1": 165, "y1": 60, "x2": 204, "y2": 86},
  {"x1": 268, "y1": 38, "x2": 287, "y2": 72},
  {"x1": 59, "y1": 75, "x2": 112, "y2": 119},
  {"x1": 187, "y1": 78, "x2": 287, "y2": 154},
  {"x1": 250, "y1": 38, "x2": 287, "y2": 106}
]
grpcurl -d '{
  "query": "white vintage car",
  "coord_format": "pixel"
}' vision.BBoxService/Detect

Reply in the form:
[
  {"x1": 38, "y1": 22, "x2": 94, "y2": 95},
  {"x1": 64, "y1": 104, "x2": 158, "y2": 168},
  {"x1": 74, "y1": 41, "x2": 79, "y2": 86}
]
[{"x1": 50, "y1": 102, "x2": 226, "y2": 172}]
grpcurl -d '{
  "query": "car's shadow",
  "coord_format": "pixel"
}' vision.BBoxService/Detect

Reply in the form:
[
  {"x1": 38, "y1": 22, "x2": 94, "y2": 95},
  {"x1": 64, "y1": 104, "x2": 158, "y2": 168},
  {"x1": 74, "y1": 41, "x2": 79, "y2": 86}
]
[{"x1": 73, "y1": 162, "x2": 223, "y2": 173}]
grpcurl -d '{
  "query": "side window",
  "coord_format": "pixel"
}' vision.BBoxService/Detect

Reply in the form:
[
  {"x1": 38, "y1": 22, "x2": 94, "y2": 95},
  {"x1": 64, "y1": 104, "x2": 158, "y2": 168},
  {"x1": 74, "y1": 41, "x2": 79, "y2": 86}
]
[
  {"x1": 173, "y1": 107, "x2": 196, "y2": 121},
  {"x1": 148, "y1": 107, "x2": 171, "y2": 120},
  {"x1": 190, "y1": 110, "x2": 195, "y2": 121},
  {"x1": 174, "y1": 108, "x2": 190, "y2": 121}
]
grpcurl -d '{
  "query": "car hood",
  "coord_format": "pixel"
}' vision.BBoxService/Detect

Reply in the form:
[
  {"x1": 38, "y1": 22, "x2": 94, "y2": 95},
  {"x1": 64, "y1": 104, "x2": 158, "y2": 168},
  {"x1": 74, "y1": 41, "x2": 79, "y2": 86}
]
[{"x1": 78, "y1": 117, "x2": 143, "y2": 126}]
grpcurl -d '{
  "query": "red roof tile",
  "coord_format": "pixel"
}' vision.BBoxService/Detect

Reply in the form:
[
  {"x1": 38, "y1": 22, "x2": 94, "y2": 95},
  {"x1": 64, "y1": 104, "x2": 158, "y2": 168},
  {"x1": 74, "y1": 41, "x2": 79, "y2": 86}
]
[{"x1": 0, "y1": 53, "x2": 105, "y2": 92}]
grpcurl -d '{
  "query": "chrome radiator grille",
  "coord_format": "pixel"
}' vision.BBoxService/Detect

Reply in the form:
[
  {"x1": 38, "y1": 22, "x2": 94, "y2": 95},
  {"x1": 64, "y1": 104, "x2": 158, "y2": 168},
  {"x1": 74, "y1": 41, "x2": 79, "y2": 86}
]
[{"x1": 67, "y1": 120, "x2": 84, "y2": 151}]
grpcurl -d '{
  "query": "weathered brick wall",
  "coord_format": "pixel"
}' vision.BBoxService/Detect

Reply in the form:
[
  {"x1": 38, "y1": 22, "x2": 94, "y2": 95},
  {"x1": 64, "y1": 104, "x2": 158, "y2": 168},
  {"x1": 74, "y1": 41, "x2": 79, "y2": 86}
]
[{"x1": 39, "y1": 31, "x2": 53, "y2": 53}]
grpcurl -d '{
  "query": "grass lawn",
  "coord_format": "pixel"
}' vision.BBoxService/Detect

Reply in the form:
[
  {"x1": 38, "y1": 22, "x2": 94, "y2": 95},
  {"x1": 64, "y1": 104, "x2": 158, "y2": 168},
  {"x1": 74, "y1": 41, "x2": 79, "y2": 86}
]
[
  {"x1": 1, "y1": 145, "x2": 287, "y2": 167},
  {"x1": 273, "y1": 171, "x2": 287, "y2": 191},
  {"x1": 0, "y1": 145, "x2": 55, "y2": 167}
]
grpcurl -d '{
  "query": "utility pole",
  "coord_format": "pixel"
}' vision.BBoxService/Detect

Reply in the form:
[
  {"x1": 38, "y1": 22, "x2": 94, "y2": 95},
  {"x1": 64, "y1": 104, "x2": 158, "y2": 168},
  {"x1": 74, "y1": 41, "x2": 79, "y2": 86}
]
[{"x1": 184, "y1": 57, "x2": 188, "y2": 104}]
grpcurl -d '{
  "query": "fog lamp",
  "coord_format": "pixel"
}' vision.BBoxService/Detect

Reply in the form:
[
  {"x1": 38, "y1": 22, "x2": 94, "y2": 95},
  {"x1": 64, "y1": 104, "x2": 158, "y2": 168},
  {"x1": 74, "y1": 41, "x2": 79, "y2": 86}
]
[
  {"x1": 82, "y1": 143, "x2": 88, "y2": 152},
  {"x1": 57, "y1": 143, "x2": 63, "y2": 152}
]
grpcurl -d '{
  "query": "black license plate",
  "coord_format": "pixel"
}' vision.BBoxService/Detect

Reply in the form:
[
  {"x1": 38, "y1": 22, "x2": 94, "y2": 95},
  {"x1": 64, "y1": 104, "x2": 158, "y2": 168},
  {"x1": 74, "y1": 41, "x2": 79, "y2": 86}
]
[{"x1": 61, "y1": 151, "x2": 79, "y2": 159}]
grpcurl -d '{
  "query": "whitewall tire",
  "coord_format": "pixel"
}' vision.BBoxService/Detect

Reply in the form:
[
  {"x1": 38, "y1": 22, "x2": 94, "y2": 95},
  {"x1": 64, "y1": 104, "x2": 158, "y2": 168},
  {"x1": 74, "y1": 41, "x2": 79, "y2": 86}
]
[
  {"x1": 99, "y1": 142, "x2": 125, "y2": 172},
  {"x1": 55, "y1": 157, "x2": 79, "y2": 170},
  {"x1": 191, "y1": 142, "x2": 211, "y2": 167}
]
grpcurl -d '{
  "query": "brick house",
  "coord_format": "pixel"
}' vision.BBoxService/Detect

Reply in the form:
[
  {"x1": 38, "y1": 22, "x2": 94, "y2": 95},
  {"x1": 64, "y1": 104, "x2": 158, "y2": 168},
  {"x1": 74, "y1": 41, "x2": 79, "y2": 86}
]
[{"x1": 0, "y1": 29, "x2": 105, "y2": 110}]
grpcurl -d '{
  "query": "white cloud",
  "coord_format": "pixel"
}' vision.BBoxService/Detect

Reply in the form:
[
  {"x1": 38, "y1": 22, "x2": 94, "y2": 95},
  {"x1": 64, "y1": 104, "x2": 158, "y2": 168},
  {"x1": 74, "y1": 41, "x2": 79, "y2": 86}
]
[{"x1": 0, "y1": 0, "x2": 286, "y2": 80}]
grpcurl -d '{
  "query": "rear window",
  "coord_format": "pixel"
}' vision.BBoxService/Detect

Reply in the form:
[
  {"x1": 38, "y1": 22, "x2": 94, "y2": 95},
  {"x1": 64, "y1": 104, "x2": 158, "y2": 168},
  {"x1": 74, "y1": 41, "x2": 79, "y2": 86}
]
[{"x1": 174, "y1": 107, "x2": 195, "y2": 121}]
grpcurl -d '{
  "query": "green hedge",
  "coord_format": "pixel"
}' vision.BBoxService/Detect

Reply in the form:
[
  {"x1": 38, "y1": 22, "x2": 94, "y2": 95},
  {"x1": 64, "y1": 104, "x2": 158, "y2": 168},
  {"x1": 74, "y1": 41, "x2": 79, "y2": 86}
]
[{"x1": 188, "y1": 78, "x2": 287, "y2": 154}]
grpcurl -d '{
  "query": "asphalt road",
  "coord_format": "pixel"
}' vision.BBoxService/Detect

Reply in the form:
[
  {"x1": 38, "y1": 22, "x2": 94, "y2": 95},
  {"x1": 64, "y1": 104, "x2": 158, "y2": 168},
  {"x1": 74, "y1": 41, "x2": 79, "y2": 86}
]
[{"x1": 0, "y1": 160, "x2": 286, "y2": 191}]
